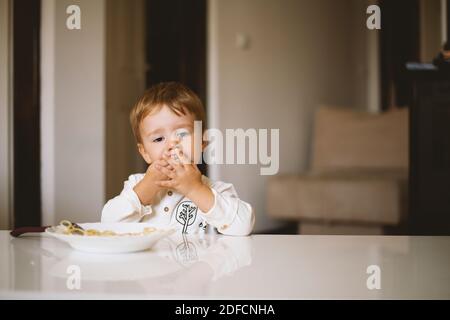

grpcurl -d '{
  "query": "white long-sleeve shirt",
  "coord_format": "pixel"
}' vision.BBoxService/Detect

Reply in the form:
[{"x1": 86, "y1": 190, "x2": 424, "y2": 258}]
[{"x1": 101, "y1": 174, "x2": 255, "y2": 236}]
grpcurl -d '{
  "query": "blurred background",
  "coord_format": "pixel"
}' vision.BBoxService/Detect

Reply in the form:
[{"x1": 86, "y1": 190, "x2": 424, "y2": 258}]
[{"x1": 0, "y1": 0, "x2": 449, "y2": 235}]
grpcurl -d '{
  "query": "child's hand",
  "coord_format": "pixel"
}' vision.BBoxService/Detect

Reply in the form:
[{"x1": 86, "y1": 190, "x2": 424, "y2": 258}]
[
  {"x1": 154, "y1": 149, "x2": 202, "y2": 197},
  {"x1": 133, "y1": 158, "x2": 174, "y2": 206},
  {"x1": 145, "y1": 159, "x2": 173, "y2": 185},
  {"x1": 154, "y1": 149, "x2": 215, "y2": 212}
]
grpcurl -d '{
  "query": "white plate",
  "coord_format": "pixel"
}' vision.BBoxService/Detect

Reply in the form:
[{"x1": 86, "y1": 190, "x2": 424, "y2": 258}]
[{"x1": 45, "y1": 223, "x2": 175, "y2": 254}]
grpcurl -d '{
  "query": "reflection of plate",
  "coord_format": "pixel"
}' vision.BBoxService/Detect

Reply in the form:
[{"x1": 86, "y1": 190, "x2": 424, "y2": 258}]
[
  {"x1": 49, "y1": 249, "x2": 182, "y2": 281},
  {"x1": 45, "y1": 223, "x2": 175, "y2": 254}
]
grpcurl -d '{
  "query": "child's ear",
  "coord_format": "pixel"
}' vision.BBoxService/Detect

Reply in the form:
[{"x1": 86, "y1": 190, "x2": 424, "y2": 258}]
[{"x1": 137, "y1": 143, "x2": 152, "y2": 164}]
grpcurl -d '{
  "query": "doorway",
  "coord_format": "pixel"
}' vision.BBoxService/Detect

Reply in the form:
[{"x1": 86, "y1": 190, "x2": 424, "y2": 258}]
[
  {"x1": 13, "y1": 0, "x2": 41, "y2": 228},
  {"x1": 145, "y1": 0, "x2": 207, "y2": 174}
]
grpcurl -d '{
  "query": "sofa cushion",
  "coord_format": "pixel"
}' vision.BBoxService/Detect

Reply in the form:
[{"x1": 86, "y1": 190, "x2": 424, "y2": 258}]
[
  {"x1": 312, "y1": 107, "x2": 408, "y2": 171},
  {"x1": 267, "y1": 169, "x2": 408, "y2": 225}
]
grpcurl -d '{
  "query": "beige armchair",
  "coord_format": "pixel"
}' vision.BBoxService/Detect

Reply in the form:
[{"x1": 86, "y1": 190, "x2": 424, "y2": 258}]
[{"x1": 267, "y1": 107, "x2": 409, "y2": 234}]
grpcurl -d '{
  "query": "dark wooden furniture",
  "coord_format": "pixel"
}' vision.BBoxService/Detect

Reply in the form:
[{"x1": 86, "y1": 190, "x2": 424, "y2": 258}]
[
  {"x1": 13, "y1": 0, "x2": 41, "y2": 228},
  {"x1": 408, "y1": 63, "x2": 450, "y2": 235}
]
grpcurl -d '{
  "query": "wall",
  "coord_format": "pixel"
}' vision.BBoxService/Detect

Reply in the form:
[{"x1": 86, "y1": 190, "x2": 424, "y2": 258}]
[
  {"x1": 41, "y1": 0, "x2": 106, "y2": 224},
  {"x1": 208, "y1": 0, "x2": 380, "y2": 232},
  {"x1": 420, "y1": 0, "x2": 444, "y2": 62}
]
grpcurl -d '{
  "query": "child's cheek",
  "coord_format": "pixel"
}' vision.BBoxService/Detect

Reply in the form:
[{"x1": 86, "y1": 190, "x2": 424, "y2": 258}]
[{"x1": 146, "y1": 144, "x2": 164, "y2": 161}]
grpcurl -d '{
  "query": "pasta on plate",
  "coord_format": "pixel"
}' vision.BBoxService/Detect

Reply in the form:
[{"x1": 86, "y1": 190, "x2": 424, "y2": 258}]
[{"x1": 55, "y1": 220, "x2": 156, "y2": 237}]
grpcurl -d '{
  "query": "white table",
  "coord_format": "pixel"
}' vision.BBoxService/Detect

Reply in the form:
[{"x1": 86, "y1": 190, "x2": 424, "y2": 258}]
[{"x1": 0, "y1": 231, "x2": 449, "y2": 299}]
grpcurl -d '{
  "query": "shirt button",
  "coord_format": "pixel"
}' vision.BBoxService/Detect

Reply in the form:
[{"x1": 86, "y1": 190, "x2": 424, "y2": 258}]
[
  {"x1": 164, "y1": 207, "x2": 169, "y2": 212},
  {"x1": 167, "y1": 190, "x2": 173, "y2": 196}
]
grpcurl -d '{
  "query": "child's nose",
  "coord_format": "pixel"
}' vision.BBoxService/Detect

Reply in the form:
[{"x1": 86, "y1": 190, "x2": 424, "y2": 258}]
[{"x1": 167, "y1": 137, "x2": 180, "y2": 151}]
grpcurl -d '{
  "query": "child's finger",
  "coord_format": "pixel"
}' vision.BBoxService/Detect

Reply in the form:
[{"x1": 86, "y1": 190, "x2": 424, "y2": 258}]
[
  {"x1": 167, "y1": 156, "x2": 184, "y2": 172},
  {"x1": 162, "y1": 152, "x2": 171, "y2": 161},
  {"x1": 157, "y1": 159, "x2": 170, "y2": 167},
  {"x1": 175, "y1": 148, "x2": 191, "y2": 165},
  {"x1": 153, "y1": 159, "x2": 170, "y2": 171},
  {"x1": 162, "y1": 152, "x2": 174, "y2": 165},
  {"x1": 155, "y1": 164, "x2": 176, "y2": 179}
]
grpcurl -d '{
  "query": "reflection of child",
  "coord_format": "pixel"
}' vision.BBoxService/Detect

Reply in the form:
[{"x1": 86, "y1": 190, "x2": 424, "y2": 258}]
[
  {"x1": 101, "y1": 82, "x2": 255, "y2": 235},
  {"x1": 137, "y1": 234, "x2": 253, "y2": 295},
  {"x1": 169, "y1": 234, "x2": 253, "y2": 281}
]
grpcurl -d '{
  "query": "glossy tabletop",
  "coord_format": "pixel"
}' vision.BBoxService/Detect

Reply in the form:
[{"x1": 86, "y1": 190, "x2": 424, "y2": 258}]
[{"x1": 0, "y1": 231, "x2": 449, "y2": 299}]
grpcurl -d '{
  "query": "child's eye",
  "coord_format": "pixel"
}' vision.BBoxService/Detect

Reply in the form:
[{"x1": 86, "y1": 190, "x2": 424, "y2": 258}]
[
  {"x1": 176, "y1": 130, "x2": 190, "y2": 139},
  {"x1": 153, "y1": 137, "x2": 164, "y2": 143}
]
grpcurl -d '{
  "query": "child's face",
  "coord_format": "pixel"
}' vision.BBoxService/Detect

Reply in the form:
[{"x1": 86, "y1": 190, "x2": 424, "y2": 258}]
[{"x1": 137, "y1": 105, "x2": 202, "y2": 165}]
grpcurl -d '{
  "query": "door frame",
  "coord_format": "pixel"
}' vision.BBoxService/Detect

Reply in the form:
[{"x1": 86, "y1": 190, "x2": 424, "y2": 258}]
[{"x1": 0, "y1": 0, "x2": 13, "y2": 229}]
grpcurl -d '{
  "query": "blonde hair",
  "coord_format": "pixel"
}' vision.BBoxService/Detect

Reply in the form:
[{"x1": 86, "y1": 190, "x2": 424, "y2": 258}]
[{"x1": 130, "y1": 82, "x2": 206, "y2": 143}]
